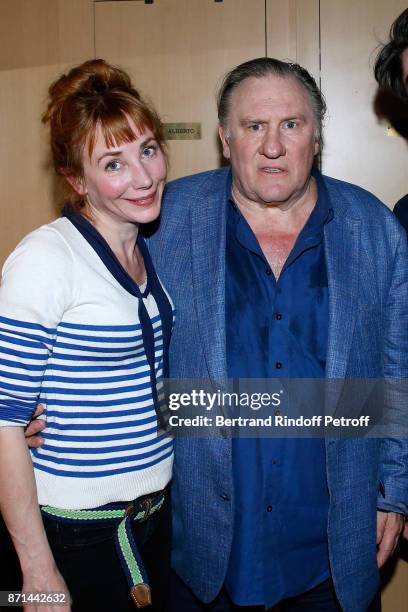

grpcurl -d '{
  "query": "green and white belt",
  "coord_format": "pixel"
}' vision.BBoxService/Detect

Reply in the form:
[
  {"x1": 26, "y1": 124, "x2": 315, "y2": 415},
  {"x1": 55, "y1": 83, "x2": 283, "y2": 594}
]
[{"x1": 41, "y1": 491, "x2": 165, "y2": 608}]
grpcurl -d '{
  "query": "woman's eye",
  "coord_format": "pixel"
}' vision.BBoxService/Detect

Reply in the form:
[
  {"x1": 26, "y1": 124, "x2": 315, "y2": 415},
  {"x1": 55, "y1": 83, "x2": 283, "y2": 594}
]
[
  {"x1": 142, "y1": 145, "x2": 157, "y2": 158},
  {"x1": 105, "y1": 160, "x2": 122, "y2": 171}
]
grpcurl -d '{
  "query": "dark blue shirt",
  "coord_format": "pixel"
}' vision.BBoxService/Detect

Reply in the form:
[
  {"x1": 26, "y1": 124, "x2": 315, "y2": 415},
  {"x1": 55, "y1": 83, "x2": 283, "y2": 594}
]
[
  {"x1": 394, "y1": 193, "x2": 408, "y2": 235},
  {"x1": 225, "y1": 170, "x2": 333, "y2": 607}
]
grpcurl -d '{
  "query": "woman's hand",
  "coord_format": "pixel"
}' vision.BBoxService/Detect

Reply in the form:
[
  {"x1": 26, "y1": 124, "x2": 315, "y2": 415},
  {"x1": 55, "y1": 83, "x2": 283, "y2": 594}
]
[
  {"x1": 22, "y1": 564, "x2": 71, "y2": 612},
  {"x1": 0, "y1": 428, "x2": 68, "y2": 610}
]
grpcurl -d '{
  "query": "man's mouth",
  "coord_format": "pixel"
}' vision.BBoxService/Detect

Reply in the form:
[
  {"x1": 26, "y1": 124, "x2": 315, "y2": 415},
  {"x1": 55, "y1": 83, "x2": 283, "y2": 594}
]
[{"x1": 261, "y1": 167, "x2": 285, "y2": 174}]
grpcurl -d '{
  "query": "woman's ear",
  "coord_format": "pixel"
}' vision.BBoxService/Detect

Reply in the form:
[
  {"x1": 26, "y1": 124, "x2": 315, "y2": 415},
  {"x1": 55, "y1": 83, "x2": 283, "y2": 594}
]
[{"x1": 64, "y1": 174, "x2": 87, "y2": 196}]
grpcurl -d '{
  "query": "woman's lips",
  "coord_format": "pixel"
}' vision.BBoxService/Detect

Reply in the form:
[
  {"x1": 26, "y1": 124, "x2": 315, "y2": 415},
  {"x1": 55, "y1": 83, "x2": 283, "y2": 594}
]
[{"x1": 125, "y1": 191, "x2": 157, "y2": 206}]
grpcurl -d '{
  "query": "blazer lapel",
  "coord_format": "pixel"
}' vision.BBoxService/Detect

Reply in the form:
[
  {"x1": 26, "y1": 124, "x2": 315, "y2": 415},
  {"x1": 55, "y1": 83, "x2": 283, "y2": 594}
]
[
  {"x1": 324, "y1": 214, "x2": 361, "y2": 412},
  {"x1": 190, "y1": 171, "x2": 229, "y2": 381}
]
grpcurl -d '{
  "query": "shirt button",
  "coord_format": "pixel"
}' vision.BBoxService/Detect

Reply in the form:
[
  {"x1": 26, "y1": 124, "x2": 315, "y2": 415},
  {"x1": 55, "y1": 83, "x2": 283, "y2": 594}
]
[
  {"x1": 267, "y1": 505, "x2": 273, "y2": 512},
  {"x1": 275, "y1": 362, "x2": 282, "y2": 369},
  {"x1": 266, "y1": 268, "x2": 272, "y2": 276},
  {"x1": 275, "y1": 313, "x2": 282, "y2": 320},
  {"x1": 220, "y1": 492, "x2": 231, "y2": 501}
]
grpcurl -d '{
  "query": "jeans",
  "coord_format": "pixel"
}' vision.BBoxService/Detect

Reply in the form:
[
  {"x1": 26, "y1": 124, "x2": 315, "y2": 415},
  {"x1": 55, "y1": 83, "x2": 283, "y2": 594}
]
[
  {"x1": 168, "y1": 572, "x2": 381, "y2": 612},
  {"x1": 42, "y1": 489, "x2": 171, "y2": 612}
]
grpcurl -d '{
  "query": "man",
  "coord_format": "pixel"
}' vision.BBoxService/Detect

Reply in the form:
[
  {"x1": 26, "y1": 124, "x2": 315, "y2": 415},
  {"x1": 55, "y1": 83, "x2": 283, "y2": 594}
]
[
  {"x1": 374, "y1": 8, "x2": 408, "y2": 233},
  {"x1": 26, "y1": 58, "x2": 407, "y2": 610},
  {"x1": 149, "y1": 58, "x2": 407, "y2": 611}
]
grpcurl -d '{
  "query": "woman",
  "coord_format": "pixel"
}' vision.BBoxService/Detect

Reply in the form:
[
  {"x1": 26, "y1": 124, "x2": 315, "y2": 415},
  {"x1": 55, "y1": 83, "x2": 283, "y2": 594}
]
[{"x1": 0, "y1": 59, "x2": 173, "y2": 611}]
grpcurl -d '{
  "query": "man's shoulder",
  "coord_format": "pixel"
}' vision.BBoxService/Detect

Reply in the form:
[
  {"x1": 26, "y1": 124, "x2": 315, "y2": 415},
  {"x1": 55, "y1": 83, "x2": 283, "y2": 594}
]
[
  {"x1": 322, "y1": 173, "x2": 394, "y2": 219},
  {"x1": 165, "y1": 167, "x2": 230, "y2": 199},
  {"x1": 321, "y1": 174, "x2": 406, "y2": 250},
  {"x1": 322, "y1": 175, "x2": 396, "y2": 225}
]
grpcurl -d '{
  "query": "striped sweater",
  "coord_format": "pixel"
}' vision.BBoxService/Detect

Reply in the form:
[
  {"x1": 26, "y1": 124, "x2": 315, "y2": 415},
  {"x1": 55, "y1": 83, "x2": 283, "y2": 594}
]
[{"x1": 0, "y1": 217, "x2": 173, "y2": 509}]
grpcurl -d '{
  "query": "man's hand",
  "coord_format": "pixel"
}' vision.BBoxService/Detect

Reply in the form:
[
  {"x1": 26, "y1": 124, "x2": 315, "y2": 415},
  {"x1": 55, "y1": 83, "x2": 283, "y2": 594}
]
[
  {"x1": 403, "y1": 519, "x2": 408, "y2": 541},
  {"x1": 376, "y1": 510, "x2": 405, "y2": 567},
  {"x1": 24, "y1": 404, "x2": 46, "y2": 448}
]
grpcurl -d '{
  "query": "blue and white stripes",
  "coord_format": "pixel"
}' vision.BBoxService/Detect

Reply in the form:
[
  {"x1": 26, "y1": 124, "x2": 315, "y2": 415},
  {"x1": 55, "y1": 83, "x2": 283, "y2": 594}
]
[
  {"x1": 0, "y1": 315, "x2": 54, "y2": 425},
  {"x1": 0, "y1": 218, "x2": 173, "y2": 508}
]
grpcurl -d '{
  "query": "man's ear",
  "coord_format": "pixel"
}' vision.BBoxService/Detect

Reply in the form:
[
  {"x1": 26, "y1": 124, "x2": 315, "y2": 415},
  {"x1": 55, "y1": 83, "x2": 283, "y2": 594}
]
[
  {"x1": 314, "y1": 138, "x2": 320, "y2": 157},
  {"x1": 218, "y1": 125, "x2": 231, "y2": 160},
  {"x1": 64, "y1": 174, "x2": 87, "y2": 197}
]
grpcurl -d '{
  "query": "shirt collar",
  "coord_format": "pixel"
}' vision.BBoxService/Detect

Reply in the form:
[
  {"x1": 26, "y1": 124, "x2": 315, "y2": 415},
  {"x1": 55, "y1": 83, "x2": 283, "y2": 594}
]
[
  {"x1": 308, "y1": 167, "x2": 334, "y2": 229},
  {"x1": 227, "y1": 165, "x2": 334, "y2": 227}
]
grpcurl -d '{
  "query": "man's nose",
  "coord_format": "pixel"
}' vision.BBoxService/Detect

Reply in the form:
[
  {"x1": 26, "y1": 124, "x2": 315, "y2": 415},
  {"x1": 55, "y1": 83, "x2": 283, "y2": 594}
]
[{"x1": 260, "y1": 127, "x2": 285, "y2": 158}]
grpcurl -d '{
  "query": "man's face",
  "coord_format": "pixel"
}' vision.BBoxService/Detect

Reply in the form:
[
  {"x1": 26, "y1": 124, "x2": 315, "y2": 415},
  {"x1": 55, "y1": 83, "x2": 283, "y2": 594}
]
[
  {"x1": 219, "y1": 75, "x2": 319, "y2": 210},
  {"x1": 401, "y1": 48, "x2": 408, "y2": 94}
]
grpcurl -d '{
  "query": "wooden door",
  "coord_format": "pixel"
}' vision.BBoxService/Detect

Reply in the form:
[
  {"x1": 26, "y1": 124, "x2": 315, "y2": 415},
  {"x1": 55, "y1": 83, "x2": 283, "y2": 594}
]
[
  {"x1": 95, "y1": 0, "x2": 266, "y2": 180},
  {"x1": 0, "y1": 0, "x2": 94, "y2": 265},
  {"x1": 266, "y1": 0, "x2": 320, "y2": 82},
  {"x1": 320, "y1": 0, "x2": 408, "y2": 207}
]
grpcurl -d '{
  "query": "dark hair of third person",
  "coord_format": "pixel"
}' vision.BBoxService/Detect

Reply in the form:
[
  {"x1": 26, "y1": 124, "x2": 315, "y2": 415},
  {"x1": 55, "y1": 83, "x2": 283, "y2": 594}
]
[{"x1": 374, "y1": 8, "x2": 408, "y2": 98}]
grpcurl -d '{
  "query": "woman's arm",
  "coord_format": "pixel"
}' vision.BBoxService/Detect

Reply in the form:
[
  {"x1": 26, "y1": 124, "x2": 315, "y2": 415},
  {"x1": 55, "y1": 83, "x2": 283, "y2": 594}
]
[
  {"x1": 0, "y1": 227, "x2": 75, "y2": 609},
  {"x1": 0, "y1": 426, "x2": 70, "y2": 611}
]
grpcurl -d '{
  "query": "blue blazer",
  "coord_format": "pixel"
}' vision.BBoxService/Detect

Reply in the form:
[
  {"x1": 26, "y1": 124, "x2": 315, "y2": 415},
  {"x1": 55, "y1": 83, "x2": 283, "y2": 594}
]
[{"x1": 149, "y1": 167, "x2": 408, "y2": 611}]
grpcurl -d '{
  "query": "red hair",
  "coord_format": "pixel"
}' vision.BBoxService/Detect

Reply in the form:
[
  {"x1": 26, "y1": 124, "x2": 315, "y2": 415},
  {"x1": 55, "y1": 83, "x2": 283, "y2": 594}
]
[{"x1": 42, "y1": 59, "x2": 166, "y2": 210}]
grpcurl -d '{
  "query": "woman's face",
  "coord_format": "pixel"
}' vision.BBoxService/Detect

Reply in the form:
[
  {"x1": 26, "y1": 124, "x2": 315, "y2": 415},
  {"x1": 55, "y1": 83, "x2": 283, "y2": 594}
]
[{"x1": 74, "y1": 119, "x2": 167, "y2": 228}]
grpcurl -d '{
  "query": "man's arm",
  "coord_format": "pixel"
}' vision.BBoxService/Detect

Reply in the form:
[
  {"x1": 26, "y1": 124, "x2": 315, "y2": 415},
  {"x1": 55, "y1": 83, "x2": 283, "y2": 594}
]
[
  {"x1": 0, "y1": 427, "x2": 69, "y2": 611},
  {"x1": 377, "y1": 226, "x2": 408, "y2": 560},
  {"x1": 24, "y1": 405, "x2": 46, "y2": 449}
]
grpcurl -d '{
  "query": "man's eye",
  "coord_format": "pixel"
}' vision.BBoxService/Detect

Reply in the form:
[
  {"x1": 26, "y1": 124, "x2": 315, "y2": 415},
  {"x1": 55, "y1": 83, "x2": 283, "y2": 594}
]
[
  {"x1": 105, "y1": 160, "x2": 122, "y2": 171},
  {"x1": 285, "y1": 121, "x2": 297, "y2": 129},
  {"x1": 249, "y1": 124, "x2": 262, "y2": 131}
]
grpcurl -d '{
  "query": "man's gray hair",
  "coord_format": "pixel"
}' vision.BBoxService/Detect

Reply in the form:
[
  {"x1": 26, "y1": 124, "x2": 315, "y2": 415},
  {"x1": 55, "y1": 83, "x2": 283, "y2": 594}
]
[{"x1": 217, "y1": 57, "x2": 327, "y2": 147}]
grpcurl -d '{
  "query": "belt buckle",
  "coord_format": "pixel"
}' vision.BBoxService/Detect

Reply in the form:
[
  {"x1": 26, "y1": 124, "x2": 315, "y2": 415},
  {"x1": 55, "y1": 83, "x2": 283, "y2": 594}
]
[{"x1": 125, "y1": 502, "x2": 134, "y2": 518}]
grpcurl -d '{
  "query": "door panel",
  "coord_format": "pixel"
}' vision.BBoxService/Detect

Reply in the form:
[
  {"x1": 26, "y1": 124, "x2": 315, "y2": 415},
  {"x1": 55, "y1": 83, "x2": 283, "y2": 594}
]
[
  {"x1": 266, "y1": 0, "x2": 319, "y2": 83},
  {"x1": 95, "y1": 0, "x2": 266, "y2": 180},
  {"x1": 0, "y1": 0, "x2": 94, "y2": 266},
  {"x1": 320, "y1": 0, "x2": 408, "y2": 206}
]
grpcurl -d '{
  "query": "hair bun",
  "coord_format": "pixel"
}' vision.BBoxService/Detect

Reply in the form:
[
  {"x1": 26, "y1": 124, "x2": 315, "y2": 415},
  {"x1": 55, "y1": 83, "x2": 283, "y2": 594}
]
[
  {"x1": 43, "y1": 59, "x2": 134, "y2": 125},
  {"x1": 82, "y1": 59, "x2": 132, "y2": 93},
  {"x1": 87, "y1": 73, "x2": 110, "y2": 94}
]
